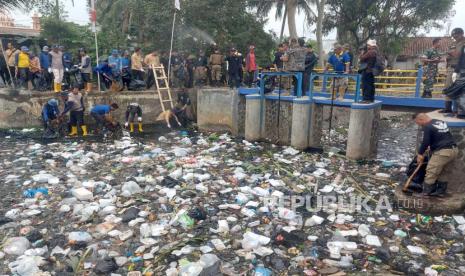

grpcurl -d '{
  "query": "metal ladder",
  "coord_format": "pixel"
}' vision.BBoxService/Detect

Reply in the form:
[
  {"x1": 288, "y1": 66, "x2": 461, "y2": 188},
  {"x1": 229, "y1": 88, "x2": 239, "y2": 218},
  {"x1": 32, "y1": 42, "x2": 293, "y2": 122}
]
[{"x1": 152, "y1": 64, "x2": 174, "y2": 112}]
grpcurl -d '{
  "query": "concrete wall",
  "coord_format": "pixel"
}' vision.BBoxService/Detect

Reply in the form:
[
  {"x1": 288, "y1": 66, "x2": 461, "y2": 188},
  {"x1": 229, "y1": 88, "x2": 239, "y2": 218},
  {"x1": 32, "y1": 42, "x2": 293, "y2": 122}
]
[
  {"x1": 197, "y1": 88, "x2": 239, "y2": 133},
  {"x1": 264, "y1": 100, "x2": 293, "y2": 144},
  {"x1": 0, "y1": 88, "x2": 182, "y2": 128}
]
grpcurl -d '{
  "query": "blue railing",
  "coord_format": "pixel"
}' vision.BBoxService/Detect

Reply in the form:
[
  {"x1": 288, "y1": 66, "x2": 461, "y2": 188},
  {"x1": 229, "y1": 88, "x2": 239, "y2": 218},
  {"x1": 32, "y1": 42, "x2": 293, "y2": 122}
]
[
  {"x1": 308, "y1": 72, "x2": 362, "y2": 102},
  {"x1": 258, "y1": 71, "x2": 303, "y2": 97}
]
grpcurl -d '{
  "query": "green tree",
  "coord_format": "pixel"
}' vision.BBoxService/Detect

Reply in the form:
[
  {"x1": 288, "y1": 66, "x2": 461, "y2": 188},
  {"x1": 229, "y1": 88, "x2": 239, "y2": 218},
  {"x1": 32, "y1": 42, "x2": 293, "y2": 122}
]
[
  {"x1": 0, "y1": 0, "x2": 30, "y2": 10},
  {"x1": 38, "y1": 18, "x2": 94, "y2": 66},
  {"x1": 324, "y1": 0, "x2": 455, "y2": 65},
  {"x1": 249, "y1": 0, "x2": 315, "y2": 39},
  {"x1": 94, "y1": 0, "x2": 275, "y2": 65}
]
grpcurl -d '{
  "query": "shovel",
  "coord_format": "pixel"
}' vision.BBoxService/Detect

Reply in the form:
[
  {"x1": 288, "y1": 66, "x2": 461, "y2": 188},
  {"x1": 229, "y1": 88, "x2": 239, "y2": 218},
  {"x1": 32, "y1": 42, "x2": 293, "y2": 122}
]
[{"x1": 402, "y1": 161, "x2": 423, "y2": 193}]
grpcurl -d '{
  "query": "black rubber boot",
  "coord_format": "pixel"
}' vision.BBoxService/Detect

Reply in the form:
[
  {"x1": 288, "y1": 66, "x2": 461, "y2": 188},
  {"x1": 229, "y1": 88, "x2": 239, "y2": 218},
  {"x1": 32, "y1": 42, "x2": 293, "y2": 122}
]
[
  {"x1": 422, "y1": 183, "x2": 437, "y2": 196},
  {"x1": 439, "y1": 101, "x2": 453, "y2": 113},
  {"x1": 407, "y1": 182, "x2": 423, "y2": 193},
  {"x1": 430, "y1": 181, "x2": 448, "y2": 197}
]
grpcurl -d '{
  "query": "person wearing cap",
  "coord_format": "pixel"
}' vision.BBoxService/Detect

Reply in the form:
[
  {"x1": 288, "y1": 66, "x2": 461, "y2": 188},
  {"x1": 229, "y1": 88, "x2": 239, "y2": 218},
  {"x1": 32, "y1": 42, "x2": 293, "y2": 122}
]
[
  {"x1": 108, "y1": 49, "x2": 122, "y2": 78},
  {"x1": 41, "y1": 98, "x2": 60, "y2": 134},
  {"x1": 325, "y1": 43, "x2": 351, "y2": 100},
  {"x1": 121, "y1": 50, "x2": 131, "y2": 90},
  {"x1": 443, "y1": 28, "x2": 465, "y2": 114},
  {"x1": 209, "y1": 48, "x2": 223, "y2": 86},
  {"x1": 14, "y1": 46, "x2": 30, "y2": 89},
  {"x1": 29, "y1": 52, "x2": 41, "y2": 90},
  {"x1": 170, "y1": 51, "x2": 184, "y2": 88},
  {"x1": 5, "y1": 42, "x2": 19, "y2": 86},
  {"x1": 421, "y1": 38, "x2": 442, "y2": 98},
  {"x1": 245, "y1": 45, "x2": 257, "y2": 88},
  {"x1": 90, "y1": 103, "x2": 119, "y2": 133},
  {"x1": 144, "y1": 50, "x2": 161, "y2": 89},
  {"x1": 39, "y1": 46, "x2": 52, "y2": 90},
  {"x1": 125, "y1": 103, "x2": 143, "y2": 133},
  {"x1": 78, "y1": 49, "x2": 92, "y2": 93},
  {"x1": 94, "y1": 58, "x2": 113, "y2": 91},
  {"x1": 59, "y1": 86, "x2": 87, "y2": 136},
  {"x1": 226, "y1": 48, "x2": 243, "y2": 89},
  {"x1": 359, "y1": 39, "x2": 378, "y2": 103},
  {"x1": 50, "y1": 45, "x2": 64, "y2": 92},
  {"x1": 194, "y1": 50, "x2": 208, "y2": 86},
  {"x1": 61, "y1": 46, "x2": 73, "y2": 88}
]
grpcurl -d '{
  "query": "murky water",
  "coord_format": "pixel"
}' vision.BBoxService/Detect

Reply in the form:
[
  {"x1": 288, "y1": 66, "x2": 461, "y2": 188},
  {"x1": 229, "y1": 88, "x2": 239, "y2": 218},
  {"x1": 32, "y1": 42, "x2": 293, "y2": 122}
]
[{"x1": 377, "y1": 114, "x2": 418, "y2": 165}]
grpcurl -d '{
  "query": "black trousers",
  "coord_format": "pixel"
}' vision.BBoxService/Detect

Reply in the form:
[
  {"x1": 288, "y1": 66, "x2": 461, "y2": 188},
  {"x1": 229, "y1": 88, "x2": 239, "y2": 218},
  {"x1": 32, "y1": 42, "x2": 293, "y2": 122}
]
[
  {"x1": 229, "y1": 71, "x2": 241, "y2": 88},
  {"x1": 132, "y1": 69, "x2": 144, "y2": 81},
  {"x1": 70, "y1": 110, "x2": 84, "y2": 127},
  {"x1": 146, "y1": 69, "x2": 155, "y2": 89},
  {"x1": 362, "y1": 71, "x2": 375, "y2": 102},
  {"x1": 246, "y1": 71, "x2": 256, "y2": 87}
]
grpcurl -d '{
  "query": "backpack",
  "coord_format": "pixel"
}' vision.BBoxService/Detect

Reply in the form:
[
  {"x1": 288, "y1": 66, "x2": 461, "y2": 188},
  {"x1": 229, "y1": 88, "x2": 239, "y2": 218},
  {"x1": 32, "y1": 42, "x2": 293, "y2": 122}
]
[{"x1": 372, "y1": 53, "x2": 386, "y2": 76}]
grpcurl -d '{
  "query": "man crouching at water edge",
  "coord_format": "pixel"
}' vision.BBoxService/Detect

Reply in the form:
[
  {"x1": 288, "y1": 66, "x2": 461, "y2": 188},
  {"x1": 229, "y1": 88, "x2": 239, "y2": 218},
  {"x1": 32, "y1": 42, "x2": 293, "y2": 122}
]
[
  {"x1": 413, "y1": 113, "x2": 458, "y2": 197},
  {"x1": 90, "y1": 103, "x2": 119, "y2": 134}
]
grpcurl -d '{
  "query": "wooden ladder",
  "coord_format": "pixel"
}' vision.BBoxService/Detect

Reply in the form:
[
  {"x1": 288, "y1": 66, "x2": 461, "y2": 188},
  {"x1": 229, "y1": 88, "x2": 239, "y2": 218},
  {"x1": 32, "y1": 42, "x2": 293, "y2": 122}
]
[{"x1": 152, "y1": 64, "x2": 174, "y2": 112}]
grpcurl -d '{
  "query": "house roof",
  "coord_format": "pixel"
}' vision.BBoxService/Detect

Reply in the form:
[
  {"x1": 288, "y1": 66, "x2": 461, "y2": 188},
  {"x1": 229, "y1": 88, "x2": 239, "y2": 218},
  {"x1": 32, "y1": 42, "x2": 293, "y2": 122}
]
[
  {"x1": 399, "y1": 37, "x2": 454, "y2": 57},
  {"x1": 0, "y1": 26, "x2": 40, "y2": 37}
]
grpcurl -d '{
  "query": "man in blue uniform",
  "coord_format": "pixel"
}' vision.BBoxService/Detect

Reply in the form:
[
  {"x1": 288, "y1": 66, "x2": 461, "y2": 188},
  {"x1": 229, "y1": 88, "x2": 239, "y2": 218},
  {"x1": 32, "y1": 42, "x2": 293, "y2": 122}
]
[
  {"x1": 90, "y1": 103, "x2": 119, "y2": 133},
  {"x1": 42, "y1": 98, "x2": 60, "y2": 137}
]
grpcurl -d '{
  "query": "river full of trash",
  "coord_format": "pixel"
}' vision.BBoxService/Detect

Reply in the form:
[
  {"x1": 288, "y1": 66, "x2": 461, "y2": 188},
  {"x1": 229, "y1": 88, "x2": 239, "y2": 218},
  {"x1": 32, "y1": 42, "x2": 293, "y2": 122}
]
[{"x1": 0, "y1": 120, "x2": 464, "y2": 275}]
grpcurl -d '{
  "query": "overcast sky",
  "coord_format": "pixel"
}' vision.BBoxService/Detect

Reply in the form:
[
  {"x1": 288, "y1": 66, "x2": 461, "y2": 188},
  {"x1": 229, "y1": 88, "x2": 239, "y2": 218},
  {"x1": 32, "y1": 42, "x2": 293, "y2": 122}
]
[{"x1": 10, "y1": 0, "x2": 465, "y2": 40}]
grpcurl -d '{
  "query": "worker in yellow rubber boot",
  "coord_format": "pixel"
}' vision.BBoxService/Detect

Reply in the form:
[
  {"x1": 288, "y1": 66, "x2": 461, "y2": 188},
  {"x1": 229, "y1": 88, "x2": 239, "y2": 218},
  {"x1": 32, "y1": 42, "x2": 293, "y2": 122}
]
[
  {"x1": 59, "y1": 85, "x2": 87, "y2": 136},
  {"x1": 50, "y1": 45, "x2": 64, "y2": 93},
  {"x1": 79, "y1": 48, "x2": 93, "y2": 93},
  {"x1": 124, "y1": 103, "x2": 143, "y2": 133}
]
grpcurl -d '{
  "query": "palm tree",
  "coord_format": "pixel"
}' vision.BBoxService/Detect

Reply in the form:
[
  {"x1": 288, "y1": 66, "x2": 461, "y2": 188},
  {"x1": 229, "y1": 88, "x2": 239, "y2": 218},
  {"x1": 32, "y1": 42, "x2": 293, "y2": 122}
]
[
  {"x1": 250, "y1": 0, "x2": 326, "y2": 65},
  {"x1": 250, "y1": 0, "x2": 314, "y2": 39}
]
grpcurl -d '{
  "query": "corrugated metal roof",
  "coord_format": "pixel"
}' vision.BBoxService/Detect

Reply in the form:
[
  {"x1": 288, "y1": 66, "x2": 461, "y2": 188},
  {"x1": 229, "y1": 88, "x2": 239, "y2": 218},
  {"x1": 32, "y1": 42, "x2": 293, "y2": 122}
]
[{"x1": 399, "y1": 37, "x2": 454, "y2": 57}]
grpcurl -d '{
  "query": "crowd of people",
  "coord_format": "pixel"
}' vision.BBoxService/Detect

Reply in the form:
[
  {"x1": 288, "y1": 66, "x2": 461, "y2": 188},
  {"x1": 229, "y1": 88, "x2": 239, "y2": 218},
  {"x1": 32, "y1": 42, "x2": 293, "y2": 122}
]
[
  {"x1": 1, "y1": 43, "x2": 93, "y2": 92},
  {"x1": 0, "y1": 37, "x2": 376, "y2": 101}
]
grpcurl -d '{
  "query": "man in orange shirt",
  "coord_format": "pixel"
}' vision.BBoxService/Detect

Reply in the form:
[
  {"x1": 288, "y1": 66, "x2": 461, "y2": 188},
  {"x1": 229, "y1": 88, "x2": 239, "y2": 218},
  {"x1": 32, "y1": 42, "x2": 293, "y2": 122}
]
[{"x1": 245, "y1": 45, "x2": 257, "y2": 88}]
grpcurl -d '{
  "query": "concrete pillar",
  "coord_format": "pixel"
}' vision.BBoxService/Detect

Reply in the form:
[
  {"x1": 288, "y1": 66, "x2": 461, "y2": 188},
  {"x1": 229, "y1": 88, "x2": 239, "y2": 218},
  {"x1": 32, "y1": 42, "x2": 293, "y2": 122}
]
[
  {"x1": 245, "y1": 94, "x2": 263, "y2": 141},
  {"x1": 231, "y1": 91, "x2": 241, "y2": 136},
  {"x1": 291, "y1": 97, "x2": 311, "y2": 149},
  {"x1": 346, "y1": 102, "x2": 381, "y2": 160},
  {"x1": 308, "y1": 103, "x2": 323, "y2": 148},
  {"x1": 197, "y1": 88, "x2": 236, "y2": 132}
]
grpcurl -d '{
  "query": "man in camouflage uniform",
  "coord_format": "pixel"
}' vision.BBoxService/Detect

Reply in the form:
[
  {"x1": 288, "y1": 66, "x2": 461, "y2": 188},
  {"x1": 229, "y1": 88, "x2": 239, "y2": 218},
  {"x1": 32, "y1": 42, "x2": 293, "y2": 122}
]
[
  {"x1": 282, "y1": 38, "x2": 307, "y2": 95},
  {"x1": 422, "y1": 38, "x2": 442, "y2": 98},
  {"x1": 442, "y1": 28, "x2": 465, "y2": 114}
]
